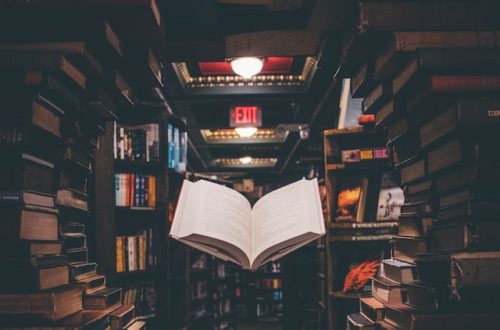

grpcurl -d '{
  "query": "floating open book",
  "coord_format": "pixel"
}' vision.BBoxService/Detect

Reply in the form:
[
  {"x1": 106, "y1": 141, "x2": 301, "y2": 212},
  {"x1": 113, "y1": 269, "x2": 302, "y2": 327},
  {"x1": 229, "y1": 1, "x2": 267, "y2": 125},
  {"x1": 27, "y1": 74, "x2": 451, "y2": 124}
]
[{"x1": 170, "y1": 178, "x2": 325, "y2": 270}]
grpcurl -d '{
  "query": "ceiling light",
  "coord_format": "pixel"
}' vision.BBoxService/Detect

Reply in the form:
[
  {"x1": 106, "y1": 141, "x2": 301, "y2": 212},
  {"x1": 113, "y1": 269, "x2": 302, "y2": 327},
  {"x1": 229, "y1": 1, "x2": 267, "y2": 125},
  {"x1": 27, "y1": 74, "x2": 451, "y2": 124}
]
[
  {"x1": 230, "y1": 57, "x2": 264, "y2": 79},
  {"x1": 239, "y1": 156, "x2": 252, "y2": 165},
  {"x1": 234, "y1": 127, "x2": 258, "y2": 138}
]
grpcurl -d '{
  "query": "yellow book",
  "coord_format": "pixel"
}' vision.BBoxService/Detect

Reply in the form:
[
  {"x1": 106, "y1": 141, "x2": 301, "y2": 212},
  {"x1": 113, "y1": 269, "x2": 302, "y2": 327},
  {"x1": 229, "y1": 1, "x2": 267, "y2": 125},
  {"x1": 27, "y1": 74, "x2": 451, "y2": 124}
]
[
  {"x1": 148, "y1": 176, "x2": 156, "y2": 208},
  {"x1": 138, "y1": 235, "x2": 147, "y2": 271},
  {"x1": 116, "y1": 237, "x2": 124, "y2": 273}
]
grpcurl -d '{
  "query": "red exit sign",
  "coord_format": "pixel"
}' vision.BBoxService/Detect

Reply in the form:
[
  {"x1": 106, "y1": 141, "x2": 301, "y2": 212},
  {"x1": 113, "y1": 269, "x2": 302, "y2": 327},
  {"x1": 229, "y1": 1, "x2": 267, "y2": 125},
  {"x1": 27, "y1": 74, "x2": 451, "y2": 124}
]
[{"x1": 230, "y1": 106, "x2": 262, "y2": 127}]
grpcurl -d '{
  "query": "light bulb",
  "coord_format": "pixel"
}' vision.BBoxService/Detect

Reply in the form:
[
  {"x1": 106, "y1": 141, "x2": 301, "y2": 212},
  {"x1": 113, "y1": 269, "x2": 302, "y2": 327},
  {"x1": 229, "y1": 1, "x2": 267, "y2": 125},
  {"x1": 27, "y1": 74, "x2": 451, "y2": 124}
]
[
  {"x1": 230, "y1": 57, "x2": 264, "y2": 79},
  {"x1": 239, "y1": 156, "x2": 252, "y2": 165},
  {"x1": 235, "y1": 127, "x2": 258, "y2": 138}
]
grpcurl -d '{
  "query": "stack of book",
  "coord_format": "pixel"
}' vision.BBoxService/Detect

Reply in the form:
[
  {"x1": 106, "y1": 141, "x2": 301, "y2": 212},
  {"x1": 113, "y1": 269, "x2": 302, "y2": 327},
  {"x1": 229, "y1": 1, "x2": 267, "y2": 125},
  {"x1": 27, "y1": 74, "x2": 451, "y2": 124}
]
[
  {"x1": 343, "y1": 4, "x2": 500, "y2": 328},
  {"x1": 0, "y1": 1, "x2": 165, "y2": 329}
]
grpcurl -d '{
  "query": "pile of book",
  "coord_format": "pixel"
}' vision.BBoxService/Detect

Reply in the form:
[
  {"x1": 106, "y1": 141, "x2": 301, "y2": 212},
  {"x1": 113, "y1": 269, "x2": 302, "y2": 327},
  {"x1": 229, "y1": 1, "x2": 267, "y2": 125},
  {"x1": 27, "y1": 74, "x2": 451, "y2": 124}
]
[
  {"x1": 343, "y1": 3, "x2": 500, "y2": 328},
  {"x1": 0, "y1": 0, "x2": 166, "y2": 328}
]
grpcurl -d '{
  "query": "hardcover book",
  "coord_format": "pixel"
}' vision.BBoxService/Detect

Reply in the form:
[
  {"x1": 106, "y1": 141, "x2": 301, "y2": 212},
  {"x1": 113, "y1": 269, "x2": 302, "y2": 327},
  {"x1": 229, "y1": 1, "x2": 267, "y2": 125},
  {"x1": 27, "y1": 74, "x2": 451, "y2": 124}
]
[
  {"x1": 170, "y1": 178, "x2": 325, "y2": 270},
  {"x1": 335, "y1": 177, "x2": 368, "y2": 222},
  {"x1": 376, "y1": 172, "x2": 404, "y2": 221}
]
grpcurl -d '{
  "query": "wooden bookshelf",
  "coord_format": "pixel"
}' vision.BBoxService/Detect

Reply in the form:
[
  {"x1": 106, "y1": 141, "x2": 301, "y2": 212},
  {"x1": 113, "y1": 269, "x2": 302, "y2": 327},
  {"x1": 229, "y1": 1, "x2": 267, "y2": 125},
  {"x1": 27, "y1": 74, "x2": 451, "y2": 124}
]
[{"x1": 323, "y1": 127, "x2": 397, "y2": 330}]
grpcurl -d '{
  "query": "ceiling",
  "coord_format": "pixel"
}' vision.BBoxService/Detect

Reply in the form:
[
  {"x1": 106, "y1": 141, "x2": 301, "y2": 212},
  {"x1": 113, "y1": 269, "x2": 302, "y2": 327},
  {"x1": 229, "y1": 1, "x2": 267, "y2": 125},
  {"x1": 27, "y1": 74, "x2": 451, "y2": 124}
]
[{"x1": 158, "y1": 0, "x2": 350, "y2": 181}]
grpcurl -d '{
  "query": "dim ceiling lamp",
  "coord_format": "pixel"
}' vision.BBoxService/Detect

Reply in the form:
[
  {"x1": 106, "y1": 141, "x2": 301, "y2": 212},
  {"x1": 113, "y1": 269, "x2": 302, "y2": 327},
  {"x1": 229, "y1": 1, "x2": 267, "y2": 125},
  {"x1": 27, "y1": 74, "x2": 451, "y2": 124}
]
[
  {"x1": 234, "y1": 126, "x2": 258, "y2": 138},
  {"x1": 239, "y1": 156, "x2": 253, "y2": 165},
  {"x1": 230, "y1": 57, "x2": 264, "y2": 79}
]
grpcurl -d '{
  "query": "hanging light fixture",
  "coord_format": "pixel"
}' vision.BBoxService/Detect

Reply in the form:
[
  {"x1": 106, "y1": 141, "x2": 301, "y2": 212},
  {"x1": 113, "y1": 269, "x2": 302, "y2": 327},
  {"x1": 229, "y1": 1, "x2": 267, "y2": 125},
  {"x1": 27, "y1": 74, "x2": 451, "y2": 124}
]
[
  {"x1": 230, "y1": 57, "x2": 264, "y2": 79},
  {"x1": 239, "y1": 156, "x2": 253, "y2": 165},
  {"x1": 234, "y1": 126, "x2": 258, "y2": 138}
]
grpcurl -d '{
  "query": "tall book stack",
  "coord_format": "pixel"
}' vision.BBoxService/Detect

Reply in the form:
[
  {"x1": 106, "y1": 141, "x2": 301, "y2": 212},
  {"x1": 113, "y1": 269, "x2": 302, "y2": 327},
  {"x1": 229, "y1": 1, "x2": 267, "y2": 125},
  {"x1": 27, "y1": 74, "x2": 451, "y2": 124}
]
[
  {"x1": 342, "y1": 2, "x2": 500, "y2": 329},
  {"x1": 0, "y1": 1, "x2": 165, "y2": 329}
]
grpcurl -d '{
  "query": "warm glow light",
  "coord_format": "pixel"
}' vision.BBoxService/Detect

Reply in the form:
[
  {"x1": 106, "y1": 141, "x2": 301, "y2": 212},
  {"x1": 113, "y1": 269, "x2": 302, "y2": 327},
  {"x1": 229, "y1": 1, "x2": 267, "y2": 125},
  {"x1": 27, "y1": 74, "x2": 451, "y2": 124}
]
[
  {"x1": 230, "y1": 57, "x2": 264, "y2": 79},
  {"x1": 234, "y1": 126, "x2": 258, "y2": 138},
  {"x1": 239, "y1": 156, "x2": 253, "y2": 165}
]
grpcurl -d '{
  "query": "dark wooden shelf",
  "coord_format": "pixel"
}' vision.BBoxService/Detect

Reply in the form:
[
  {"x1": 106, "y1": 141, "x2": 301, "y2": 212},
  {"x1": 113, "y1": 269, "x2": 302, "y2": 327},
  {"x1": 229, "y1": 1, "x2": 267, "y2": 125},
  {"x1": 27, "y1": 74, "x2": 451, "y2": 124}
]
[
  {"x1": 328, "y1": 221, "x2": 398, "y2": 229},
  {"x1": 329, "y1": 234, "x2": 394, "y2": 242},
  {"x1": 325, "y1": 160, "x2": 389, "y2": 172},
  {"x1": 114, "y1": 159, "x2": 163, "y2": 172}
]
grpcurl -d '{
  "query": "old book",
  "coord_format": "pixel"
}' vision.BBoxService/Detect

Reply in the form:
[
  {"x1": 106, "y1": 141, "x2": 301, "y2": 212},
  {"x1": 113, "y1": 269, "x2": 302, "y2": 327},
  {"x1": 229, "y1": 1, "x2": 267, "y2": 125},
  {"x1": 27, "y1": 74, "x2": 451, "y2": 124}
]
[
  {"x1": 170, "y1": 179, "x2": 325, "y2": 270},
  {"x1": 420, "y1": 98, "x2": 500, "y2": 148},
  {"x1": 0, "y1": 153, "x2": 55, "y2": 194},
  {"x1": 357, "y1": 1, "x2": 500, "y2": 32},
  {"x1": 428, "y1": 221, "x2": 500, "y2": 253},
  {"x1": 70, "y1": 262, "x2": 97, "y2": 281},
  {"x1": 376, "y1": 172, "x2": 404, "y2": 221},
  {"x1": 125, "y1": 320, "x2": 146, "y2": 330},
  {"x1": 334, "y1": 177, "x2": 368, "y2": 222},
  {"x1": 83, "y1": 287, "x2": 122, "y2": 310},
  {"x1": 374, "y1": 100, "x2": 402, "y2": 127},
  {"x1": 382, "y1": 259, "x2": 417, "y2": 284},
  {"x1": 362, "y1": 82, "x2": 392, "y2": 114},
  {"x1": 78, "y1": 274, "x2": 106, "y2": 296},
  {"x1": 427, "y1": 139, "x2": 498, "y2": 175},
  {"x1": 0, "y1": 285, "x2": 82, "y2": 321},
  {"x1": 402, "y1": 282, "x2": 449, "y2": 312},
  {"x1": 375, "y1": 320, "x2": 398, "y2": 330},
  {"x1": 56, "y1": 188, "x2": 88, "y2": 212},
  {"x1": 437, "y1": 199, "x2": 500, "y2": 222},
  {"x1": 351, "y1": 61, "x2": 376, "y2": 98},
  {"x1": 374, "y1": 31, "x2": 500, "y2": 79},
  {"x1": 416, "y1": 252, "x2": 500, "y2": 289},
  {"x1": 109, "y1": 305, "x2": 135, "y2": 330},
  {"x1": 61, "y1": 233, "x2": 87, "y2": 252},
  {"x1": 0, "y1": 241, "x2": 62, "y2": 259},
  {"x1": 398, "y1": 215, "x2": 433, "y2": 238},
  {"x1": 371, "y1": 276, "x2": 404, "y2": 305},
  {"x1": 390, "y1": 130, "x2": 420, "y2": 166},
  {"x1": 384, "y1": 303, "x2": 500, "y2": 330},
  {"x1": 0, "y1": 205, "x2": 58, "y2": 241},
  {"x1": 0, "y1": 309, "x2": 110, "y2": 329},
  {"x1": 439, "y1": 189, "x2": 500, "y2": 209},
  {"x1": 0, "y1": 51, "x2": 86, "y2": 90},
  {"x1": 0, "y1": 263, "x2": 69, "y2": 292},
  {"x1": 66, "y1": 248, "x2": 88, "y2": 265},
  {"x1": 2, "y1": 98, "x2": 61, "y2": 138},
  {"x1": 404, "y1": 180, "x2": 433, "y2": 204},
  {"x1": 60, "y1": 222, "x2": 85, "y2": 235},
  {"x1": 59, "y1": 170, "x2": 88, "y2": 194},
  {"x1": 435, "y1": 161, "x2": 500, "y2": 194},
  {"x1": 359, "y1": 297, "x2": 385, "y2": 322},
  {"x1": 0, "y1": 190, "x2": 55, "y2": 208},
  {"x1": 400, "y1": 202, "x2": 433, "y2": 216},
  {"x1": 392, "y1": 236, "x2": 426, "y2": 264},
  {"x1": 347, "y1": 312, "x2": 376, "y2": 330},
  {"x1": 387, "y1": 117, "x2": 408, "y2": 143},
  {"x1": 399, "y1": 159, "x2": 426, "y2": 185}
]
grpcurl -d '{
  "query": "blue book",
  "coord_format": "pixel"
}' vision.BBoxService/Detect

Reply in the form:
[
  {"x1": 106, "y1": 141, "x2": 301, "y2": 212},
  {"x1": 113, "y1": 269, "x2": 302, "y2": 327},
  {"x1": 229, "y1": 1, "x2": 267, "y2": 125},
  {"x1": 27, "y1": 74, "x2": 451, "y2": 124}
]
[
  {"x1": 167, "y1": 124, "x2": 174, "y2": 169},
  {"x1": 174, "y1": 127, "x2": 180, "y2": 172}
]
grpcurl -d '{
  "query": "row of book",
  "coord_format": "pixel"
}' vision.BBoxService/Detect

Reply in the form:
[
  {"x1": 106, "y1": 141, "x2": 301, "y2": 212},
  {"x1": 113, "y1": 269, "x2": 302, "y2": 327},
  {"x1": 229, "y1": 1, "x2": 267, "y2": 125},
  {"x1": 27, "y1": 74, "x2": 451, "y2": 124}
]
[
  {"x1": 123, "y1": 282, "x2": 157, "y2": 316},
  {"x1": 114, "y1": 173, "x2": 157, "y2": 208},
  {"x1": 116, "y1": 229, "x2": 159, "y2": 273},
  {"x1": 167, "y1": 123, "x2": 188, "y2": 173},
  {"x1": 114, "y1": 123, "x2": 160, "y2": 163},
  {"x1": 342, "y1": 7, "x2": 500, "y2": 328}
]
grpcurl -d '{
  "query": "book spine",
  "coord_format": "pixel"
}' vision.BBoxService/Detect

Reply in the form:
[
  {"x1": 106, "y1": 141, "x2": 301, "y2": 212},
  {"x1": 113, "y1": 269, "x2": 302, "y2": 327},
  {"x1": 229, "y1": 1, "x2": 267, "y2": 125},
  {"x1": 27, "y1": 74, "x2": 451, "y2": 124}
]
[
  {"x1": 144, "y1": 174, "x2": 149, "y2": 208},
  {"x1": 116, "y1": 237, "x2": 123, "y2": 272},
  {"x1": 127, "y1": 236, "x2": 135, "y2": 272}
]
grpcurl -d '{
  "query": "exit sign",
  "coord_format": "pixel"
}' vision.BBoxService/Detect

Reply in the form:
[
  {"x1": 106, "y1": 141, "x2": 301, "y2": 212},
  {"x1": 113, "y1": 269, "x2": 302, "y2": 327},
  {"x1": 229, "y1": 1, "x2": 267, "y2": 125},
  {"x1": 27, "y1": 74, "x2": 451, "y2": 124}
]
[{"x1": 230, "y1": 106, "x2": 262, "y2": 127}]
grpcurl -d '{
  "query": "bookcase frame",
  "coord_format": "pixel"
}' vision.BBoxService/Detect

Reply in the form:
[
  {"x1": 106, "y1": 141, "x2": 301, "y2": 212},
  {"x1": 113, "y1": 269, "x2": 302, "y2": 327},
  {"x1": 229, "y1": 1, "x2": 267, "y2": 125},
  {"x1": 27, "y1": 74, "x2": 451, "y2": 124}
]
[{"x1": 323, "y1": 127, "x2": 395, "y2": 330}]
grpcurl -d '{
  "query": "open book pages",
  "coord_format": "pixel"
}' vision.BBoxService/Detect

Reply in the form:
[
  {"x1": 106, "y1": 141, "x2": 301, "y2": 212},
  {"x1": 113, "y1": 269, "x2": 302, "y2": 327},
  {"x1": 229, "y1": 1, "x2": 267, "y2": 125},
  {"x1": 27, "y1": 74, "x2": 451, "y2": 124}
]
[{"x1": 170, "y1": 178, "x2": 325, "y2": 270}]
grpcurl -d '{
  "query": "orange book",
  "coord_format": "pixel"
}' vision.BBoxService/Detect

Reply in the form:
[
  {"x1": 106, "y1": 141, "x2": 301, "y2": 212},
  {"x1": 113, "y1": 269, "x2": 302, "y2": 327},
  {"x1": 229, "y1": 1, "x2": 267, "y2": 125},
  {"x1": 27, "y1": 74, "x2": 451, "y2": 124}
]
[
  {"x1": 116, "y1": 237, "x2": 124, "y2": 273},
  {"x1": 148, "y1": 176, "x2": 156, "y2": 208}
]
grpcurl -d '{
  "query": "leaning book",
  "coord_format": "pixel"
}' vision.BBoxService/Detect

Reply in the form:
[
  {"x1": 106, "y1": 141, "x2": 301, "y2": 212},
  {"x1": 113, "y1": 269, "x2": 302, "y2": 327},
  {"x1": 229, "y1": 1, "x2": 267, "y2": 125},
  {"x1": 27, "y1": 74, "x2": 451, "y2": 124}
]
[{"x1": 170, "y1": 178, "x2": 325, "y2": 270}]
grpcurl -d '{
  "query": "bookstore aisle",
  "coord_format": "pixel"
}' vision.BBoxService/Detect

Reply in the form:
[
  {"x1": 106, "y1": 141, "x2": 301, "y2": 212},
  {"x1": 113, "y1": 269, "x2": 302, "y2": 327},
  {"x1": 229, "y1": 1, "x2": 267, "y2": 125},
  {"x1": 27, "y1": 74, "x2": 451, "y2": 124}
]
[{"x1": 2, "y1": 1, "x2": 500, "y2": 330}]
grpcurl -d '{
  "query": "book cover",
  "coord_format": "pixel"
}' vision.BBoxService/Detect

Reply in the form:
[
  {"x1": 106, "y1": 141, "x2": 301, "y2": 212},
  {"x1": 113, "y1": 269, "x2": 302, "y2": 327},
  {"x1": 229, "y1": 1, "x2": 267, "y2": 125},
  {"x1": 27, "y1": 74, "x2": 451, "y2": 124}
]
[
  {"x1": 335, "y1": 177, "x2": 368, "y2": 222},
  {"x1": 377, "y1": 172, "x2": 404, "y2": 221}
]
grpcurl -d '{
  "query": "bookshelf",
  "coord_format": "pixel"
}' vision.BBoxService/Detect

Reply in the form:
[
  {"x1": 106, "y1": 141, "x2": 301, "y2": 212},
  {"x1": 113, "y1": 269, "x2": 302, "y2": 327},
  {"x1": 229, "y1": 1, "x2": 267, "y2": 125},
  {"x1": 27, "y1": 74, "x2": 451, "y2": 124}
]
[{"x1": 323, "y1": 127, "x2": 399, "y2": 330}]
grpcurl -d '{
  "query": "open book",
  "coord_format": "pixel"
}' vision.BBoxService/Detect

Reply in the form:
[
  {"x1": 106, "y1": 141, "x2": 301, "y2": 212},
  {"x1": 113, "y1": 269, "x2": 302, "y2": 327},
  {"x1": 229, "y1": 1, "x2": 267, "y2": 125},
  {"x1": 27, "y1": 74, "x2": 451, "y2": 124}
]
[{"x1": 170, "y1": 178, "x2": 325, "y2": 270}]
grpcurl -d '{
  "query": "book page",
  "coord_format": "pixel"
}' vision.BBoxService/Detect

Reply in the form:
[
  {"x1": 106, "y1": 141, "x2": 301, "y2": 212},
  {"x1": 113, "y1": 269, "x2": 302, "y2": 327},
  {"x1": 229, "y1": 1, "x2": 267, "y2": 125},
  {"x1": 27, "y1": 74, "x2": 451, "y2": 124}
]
[
  {"x1": 172, "y1": 180, "x2": 253, "y2": 258},
  {"x1": 250, "y1": 179, "x2": 324, "y2": 265}
]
